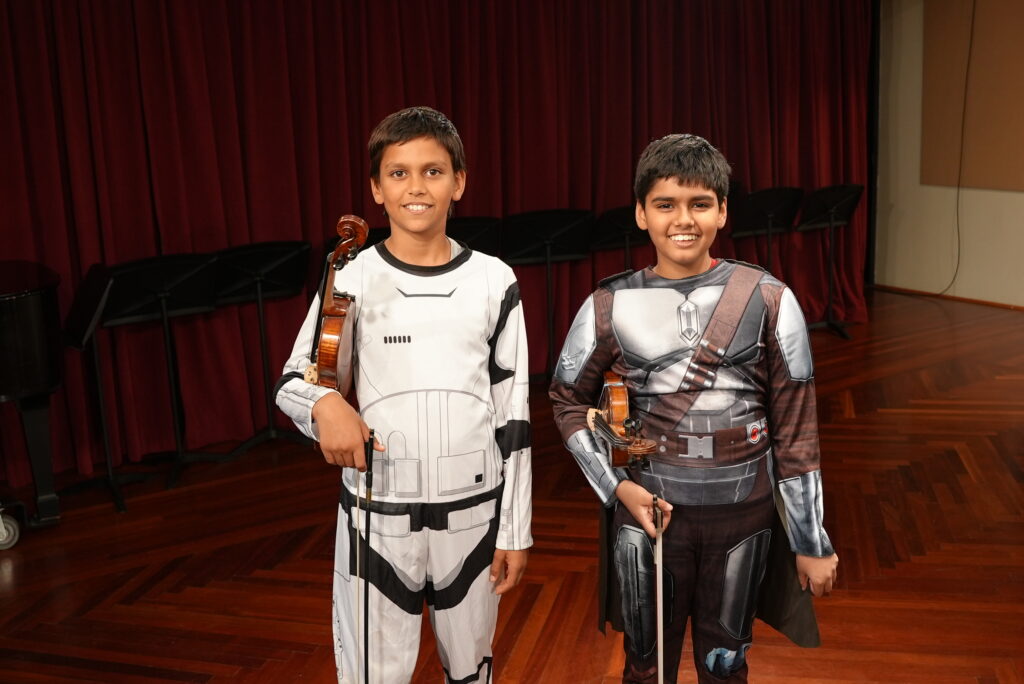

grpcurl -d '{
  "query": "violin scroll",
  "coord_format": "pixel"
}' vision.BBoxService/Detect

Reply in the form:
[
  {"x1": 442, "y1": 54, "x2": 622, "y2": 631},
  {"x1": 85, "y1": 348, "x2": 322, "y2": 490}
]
[{"x1": 330, "y1": 215, "x2": 369, "y2": 271}]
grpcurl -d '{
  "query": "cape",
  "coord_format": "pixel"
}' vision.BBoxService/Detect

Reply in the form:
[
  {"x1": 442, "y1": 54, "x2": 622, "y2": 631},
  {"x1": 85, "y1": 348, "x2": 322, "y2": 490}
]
[{"x1": 597, "y1": 490, "x2": 821, "y2": 648}]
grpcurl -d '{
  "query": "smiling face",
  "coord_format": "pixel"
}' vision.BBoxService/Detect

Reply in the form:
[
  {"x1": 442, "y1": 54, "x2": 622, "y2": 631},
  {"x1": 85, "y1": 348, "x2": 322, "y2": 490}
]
[
  {"x1": 636, "y1": 177, "x2": 727, "y2": 279},
  {"x1": 370, "y1": 136, "x2": 466, "y2": 242}
]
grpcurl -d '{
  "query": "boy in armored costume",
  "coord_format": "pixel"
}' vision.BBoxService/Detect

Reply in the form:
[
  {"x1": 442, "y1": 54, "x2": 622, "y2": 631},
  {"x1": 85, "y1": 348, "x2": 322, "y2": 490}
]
[
  {"x1": 277, "y1": 107, "x2": 533, "y2": 683},
  {"x1": 549, "y1": 134, "x2": 838, "y2": 683}
]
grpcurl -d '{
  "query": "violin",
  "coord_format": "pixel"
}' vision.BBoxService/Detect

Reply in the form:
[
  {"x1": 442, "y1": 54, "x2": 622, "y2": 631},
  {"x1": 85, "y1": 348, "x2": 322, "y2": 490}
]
[
  {"x1": 586, "y1": 371, "x2": 656, "y2": 468},
  {"x1": 304, "y1": 215, "x2": 369, "y2": 392}
]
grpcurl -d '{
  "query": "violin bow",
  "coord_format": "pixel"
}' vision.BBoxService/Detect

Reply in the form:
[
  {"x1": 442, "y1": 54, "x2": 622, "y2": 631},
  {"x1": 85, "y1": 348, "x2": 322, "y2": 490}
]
[
  {"x1": 362, "y1": 431, "x2": 375, "y2": 684},
  {"x1": 653, "y1": 495, "x2": 665, "y2": 684},
  {"x1": 352, "y1": 431, "x2": 375, "y2": 684},
  {"x1": 354, "y1": 466, "x2": 363, "y2": 682}
]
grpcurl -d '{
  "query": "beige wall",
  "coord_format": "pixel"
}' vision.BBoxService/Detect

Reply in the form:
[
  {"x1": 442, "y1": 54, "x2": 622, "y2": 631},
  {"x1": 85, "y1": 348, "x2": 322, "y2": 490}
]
[{"x1": 876, "y1": 0, "x2": 1024, "y2": 306}]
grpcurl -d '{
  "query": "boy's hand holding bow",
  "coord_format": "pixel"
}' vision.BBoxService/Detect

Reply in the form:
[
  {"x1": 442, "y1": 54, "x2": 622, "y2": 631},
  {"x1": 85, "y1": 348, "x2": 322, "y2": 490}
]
[{"x1": 615, "y1": 480, "x2": 674, "y2": 537}]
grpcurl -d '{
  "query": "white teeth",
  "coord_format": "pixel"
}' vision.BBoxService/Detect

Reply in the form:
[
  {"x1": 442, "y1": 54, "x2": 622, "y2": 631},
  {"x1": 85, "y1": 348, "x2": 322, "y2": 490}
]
[
  {"x1": 670, "y1": 234, "x2": 698, "y2": 242},
  {"x1": 405, "y1": 204, "x2": 429, "y2": 211}
]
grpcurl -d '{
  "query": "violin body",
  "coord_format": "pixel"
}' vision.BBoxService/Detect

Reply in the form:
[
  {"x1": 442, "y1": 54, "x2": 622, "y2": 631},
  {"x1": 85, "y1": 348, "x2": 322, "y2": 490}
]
[
  {"x1": 313, "y1": 300, "x2": 355, "y2": 392},
  {"x1": 305, "y1": 215, "x2": 368, "y2": 392},
  {"x1": 587, "y1": 371, "x2": 656, "y2": 467}
]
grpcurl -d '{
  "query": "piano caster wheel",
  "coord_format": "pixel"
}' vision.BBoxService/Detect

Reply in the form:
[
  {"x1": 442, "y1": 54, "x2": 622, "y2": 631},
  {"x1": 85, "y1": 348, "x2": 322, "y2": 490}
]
[{"x1": 0, "y1": 513, "x2": 19, "y2": 550}]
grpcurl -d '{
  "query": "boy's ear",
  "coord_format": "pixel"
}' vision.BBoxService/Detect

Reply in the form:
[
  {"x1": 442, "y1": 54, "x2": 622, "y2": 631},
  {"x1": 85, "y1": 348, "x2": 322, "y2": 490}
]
[
  {"x1": 718, "y1": 196, "x2": 728, "y2": 227},
  {"x1": 635, "y1": 201, "x2": 649, "y2": 231},
  {"x1": 452, "y1": 169, "x2": 467, "y2": 202},
  {"x1": 370, "y1": 176, "x2": 384, "y2": 205}
]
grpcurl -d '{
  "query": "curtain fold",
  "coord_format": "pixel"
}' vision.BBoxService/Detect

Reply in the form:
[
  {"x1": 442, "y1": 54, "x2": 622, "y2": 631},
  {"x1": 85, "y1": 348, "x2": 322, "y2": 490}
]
[{"x1": 0, "y1": 0, "x2": 873, "y2": 487}]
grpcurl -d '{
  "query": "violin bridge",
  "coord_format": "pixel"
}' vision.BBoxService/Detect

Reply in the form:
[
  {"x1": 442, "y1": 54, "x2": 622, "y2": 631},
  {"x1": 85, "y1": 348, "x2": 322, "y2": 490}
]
[{"x1": 304, "y1": 364, "x2": 319, "y2": 384}]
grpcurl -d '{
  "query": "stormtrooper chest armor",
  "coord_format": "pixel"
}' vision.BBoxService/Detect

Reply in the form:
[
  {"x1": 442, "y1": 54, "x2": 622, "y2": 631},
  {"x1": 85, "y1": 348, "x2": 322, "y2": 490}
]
[{"x1": 343, "y1": 255, "x2": 502, "y2": 503}]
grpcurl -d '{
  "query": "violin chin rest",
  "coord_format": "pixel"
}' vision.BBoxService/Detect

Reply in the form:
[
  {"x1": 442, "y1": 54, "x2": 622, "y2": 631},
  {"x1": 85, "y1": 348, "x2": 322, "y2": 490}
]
[{"x1": 304, "y1": 364, "x2": 319, "y2": 384}]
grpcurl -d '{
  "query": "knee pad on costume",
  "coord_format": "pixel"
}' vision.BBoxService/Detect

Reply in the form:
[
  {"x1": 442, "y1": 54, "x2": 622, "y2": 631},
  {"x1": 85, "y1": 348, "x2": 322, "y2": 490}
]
[
  {"x1": 719, "y1": 528, "x2": 771, "y2": 639},
  {"x1": 705, "y1": 644, "x2": 751, "y2": 679},
  {"x1": 614, "y1": 524, "x2": 672, "y2": 659}
]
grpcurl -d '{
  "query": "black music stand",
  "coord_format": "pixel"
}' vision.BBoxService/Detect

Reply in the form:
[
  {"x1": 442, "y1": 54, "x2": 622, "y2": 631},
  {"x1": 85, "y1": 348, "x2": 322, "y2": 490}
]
[
  {"x1": 795, "y1": 184, "x2": 863, "y2": 339},
  {"x1": 729, "y1": 187, "x2": 803, "y2": 275},
  {"x1": 365, "y1": 226, "x2": 390, "y2": 250},
  {"x1": 590, "y1": 206, "x2": 650, "y2": 274},
  {"x1": 216, "y1": 241, "x2": 312, "y2": 457},
  {"x1": 63, "y1": 263, "x2": 141, "y2": 512},
  {"x1": 98, "y1": 253, "x2": 227, "y2": 487},
  {"x1": 447, "y1": 216, "x2": 501, "y2": 256},
  {"x1": 502, "y1": 209, "x2": 594, "y2": 376},
  {"x1": 725, "y1": 179, "x2": 747, "y2": 213}
]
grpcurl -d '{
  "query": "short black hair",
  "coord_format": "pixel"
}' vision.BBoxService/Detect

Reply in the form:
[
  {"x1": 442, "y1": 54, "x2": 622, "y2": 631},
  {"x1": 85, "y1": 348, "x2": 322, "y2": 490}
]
[
  {"x1": 633, "y1": 134, "x2": 731, "y2": 205},
  {"x1": 368, "y1": 106, "x2": 466, "y2": 180}
]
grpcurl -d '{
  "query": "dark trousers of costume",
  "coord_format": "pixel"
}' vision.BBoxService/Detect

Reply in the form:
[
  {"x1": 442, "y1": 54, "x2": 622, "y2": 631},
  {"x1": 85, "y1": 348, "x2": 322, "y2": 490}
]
[{"x1": 615, "y1": 469, "x2": 776, "y2": 684}]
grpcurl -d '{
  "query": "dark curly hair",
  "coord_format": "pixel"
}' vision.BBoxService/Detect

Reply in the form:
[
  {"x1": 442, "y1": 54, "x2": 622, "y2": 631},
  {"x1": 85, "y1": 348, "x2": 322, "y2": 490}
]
[
  {"x1": 368, "y1": 106, "x2": 466, "y2": 180},
  {"x1": 634, "y1": 134, "x2": 731, "y2": 205}
]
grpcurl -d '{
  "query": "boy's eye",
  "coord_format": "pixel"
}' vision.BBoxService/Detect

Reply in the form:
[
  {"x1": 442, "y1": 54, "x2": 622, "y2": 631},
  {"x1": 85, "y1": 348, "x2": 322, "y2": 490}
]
[
  {"x1": 389, "y1": 169, "x2": 407, "y2": 179},
  {"x1": 426, "y1": 168, "x2": 442, "y2": 177}
]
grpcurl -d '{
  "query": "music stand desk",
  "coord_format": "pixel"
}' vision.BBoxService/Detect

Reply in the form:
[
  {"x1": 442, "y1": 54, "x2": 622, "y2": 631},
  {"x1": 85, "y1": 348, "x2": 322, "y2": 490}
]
[
  {"x1": 590, "y1": 206, "x2": 650, "y2": 274},
  {"x1": 502, "y1": 209, "x2": 593, "y2": 376},
  {"x1": 98, "y1": 253, "x2": 228, "y2": 487},
  {"x1": 729, "y1": 187, "x2": 803, "y2": 275},
  {"x1": 215, "y1": 241, "x2": 312, "y2": 457},
  {"x1": 446, "y1": 216, "x2": 501, "y2": 257},
  {"x1": 64, "y1": 263, "x2": 138, "y2": 511},
  {"x1": 795, "y1": 184, "x2": 863, "y2": 339}
]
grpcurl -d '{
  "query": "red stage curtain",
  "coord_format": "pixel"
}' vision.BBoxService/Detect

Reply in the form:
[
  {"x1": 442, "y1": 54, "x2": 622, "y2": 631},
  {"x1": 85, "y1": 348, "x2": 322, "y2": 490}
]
[{"x1": 0, "y1": 0, "x2": 873, "y2": 487}]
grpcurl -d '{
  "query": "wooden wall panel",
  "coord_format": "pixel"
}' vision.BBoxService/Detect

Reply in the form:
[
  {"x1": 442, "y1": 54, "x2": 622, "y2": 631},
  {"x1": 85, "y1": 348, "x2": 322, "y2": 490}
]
[{"x1": 921, "y1": 0, "x2": 1024, "y2": 190}]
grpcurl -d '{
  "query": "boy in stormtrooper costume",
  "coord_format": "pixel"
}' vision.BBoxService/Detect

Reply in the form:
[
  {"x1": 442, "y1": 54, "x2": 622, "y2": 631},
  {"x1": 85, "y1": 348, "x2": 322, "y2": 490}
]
[
  {"x1": 549, "y1": 134, "x2": 838, "y2": 683},
  {"x1": 276, "y1": 107, "x2": 532, "y2": 684}
]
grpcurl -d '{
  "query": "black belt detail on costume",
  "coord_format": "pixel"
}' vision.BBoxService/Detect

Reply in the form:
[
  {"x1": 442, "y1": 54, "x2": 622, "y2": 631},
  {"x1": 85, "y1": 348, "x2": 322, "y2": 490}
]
[
  {"x1": 340, "y1": 483, "x2": 503, "y2": 531},
  {"x1": 346, "y1": 532, "x2": 422, "y2": 614},
  {"x1": 444, "y1": 657, "x2": 494, "y2": 684},
  {"x1": 426, "y1": 510, "x2": 500, "y2": 611},
  {"x1": 346, "y1": 504, "x2": 500, "y2": 615},
  {"x1": 273, "y1": 371, "x2": 304, "y2": 400},
  {"x1": 495, "y1": 420, "x2": 531, "y2": 461}
]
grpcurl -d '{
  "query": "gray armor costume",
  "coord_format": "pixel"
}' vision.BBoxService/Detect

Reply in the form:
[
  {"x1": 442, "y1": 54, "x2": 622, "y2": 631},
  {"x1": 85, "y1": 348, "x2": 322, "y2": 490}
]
[
  {"x1": 550, "y1": 260, "x2": 834, "y2": 683},
  {"x1": 278, "y1": 240, "x2": 532, "y2": 684}
]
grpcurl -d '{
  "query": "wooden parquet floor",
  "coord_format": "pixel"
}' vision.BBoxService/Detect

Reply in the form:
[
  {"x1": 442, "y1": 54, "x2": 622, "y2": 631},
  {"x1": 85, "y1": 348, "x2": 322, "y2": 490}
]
[{"x1": 0, "y1": 290, "x2": 1021, "y2": 683}]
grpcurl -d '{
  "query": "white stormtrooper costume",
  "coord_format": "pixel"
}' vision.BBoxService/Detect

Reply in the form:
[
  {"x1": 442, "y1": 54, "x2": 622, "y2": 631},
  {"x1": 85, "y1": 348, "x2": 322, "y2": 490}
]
[{"x1": 276, "y1": 239, "x2": 533, "y2": 684}]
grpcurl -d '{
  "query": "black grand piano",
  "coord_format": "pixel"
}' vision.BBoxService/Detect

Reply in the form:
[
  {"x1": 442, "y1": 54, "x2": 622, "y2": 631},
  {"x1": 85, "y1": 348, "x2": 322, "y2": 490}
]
[{"x1": 0, "y1": 260, "x2": 63, "y2": 548}]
